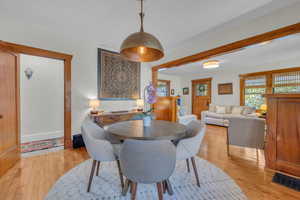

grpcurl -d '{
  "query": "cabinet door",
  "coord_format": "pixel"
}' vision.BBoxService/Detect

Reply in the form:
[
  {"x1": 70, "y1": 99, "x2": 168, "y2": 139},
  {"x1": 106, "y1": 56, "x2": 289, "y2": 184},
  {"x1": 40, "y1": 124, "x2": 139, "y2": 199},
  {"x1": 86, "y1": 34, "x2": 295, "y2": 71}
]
[
  {"x1": 276, "y1": 99, "x2": 300, "y2": 176},
  {"x1": 0, "y1": 48, "x2": 20, "y2": 176}
]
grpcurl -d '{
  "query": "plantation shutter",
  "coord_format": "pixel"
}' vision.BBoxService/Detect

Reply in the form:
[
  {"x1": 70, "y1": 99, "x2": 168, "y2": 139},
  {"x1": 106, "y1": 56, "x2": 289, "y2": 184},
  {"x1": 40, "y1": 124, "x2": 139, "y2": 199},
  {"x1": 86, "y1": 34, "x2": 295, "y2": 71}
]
[{"x1": 273, "y1": 71, "x2": 300, "y2": 93}]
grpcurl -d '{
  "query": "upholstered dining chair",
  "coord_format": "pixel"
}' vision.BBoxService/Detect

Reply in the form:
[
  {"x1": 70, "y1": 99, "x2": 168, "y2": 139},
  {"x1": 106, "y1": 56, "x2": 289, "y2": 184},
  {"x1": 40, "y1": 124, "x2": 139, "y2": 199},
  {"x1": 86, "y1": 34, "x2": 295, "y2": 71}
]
[
  {"x1": 227, "y1": 117, "x2": 265, "y2": 159},
  {"x1": 176, "y1": 120, "x2": 206, "y2": 187},
  {"x1": 120, "y1": 139, "x2": 176, "y2": 200},
  {"x1": 81, "y1": 118, "x2": 124, "y2": 192}
]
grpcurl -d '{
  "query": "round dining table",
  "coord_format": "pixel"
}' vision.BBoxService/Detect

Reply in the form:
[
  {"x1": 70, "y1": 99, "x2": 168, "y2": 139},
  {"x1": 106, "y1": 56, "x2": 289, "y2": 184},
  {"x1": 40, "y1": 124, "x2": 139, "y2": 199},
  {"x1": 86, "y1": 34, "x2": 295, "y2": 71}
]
[
  {"x1": 107, "y1": 119, "x2": 188, "y2": 141},
  {"x1": 106, "y1": 119, "x2": 188, "y2": 196}
]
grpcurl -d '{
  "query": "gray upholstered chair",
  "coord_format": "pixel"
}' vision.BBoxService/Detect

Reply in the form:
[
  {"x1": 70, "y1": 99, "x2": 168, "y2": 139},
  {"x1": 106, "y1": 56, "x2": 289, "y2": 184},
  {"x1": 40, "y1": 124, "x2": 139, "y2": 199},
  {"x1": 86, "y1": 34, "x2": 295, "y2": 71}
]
[
  {"x1": 227, "y1": 117, "x2": 265, "y2": 158},
  {"x1": 81, "y1": 118, "x2": 124, "y2": 192},
  {"x1": 176, "y1": 120, "x2": 206, "y2": 187},
  {"x1": 120, "y1": 139, "x2": 176, "y2": 200}
]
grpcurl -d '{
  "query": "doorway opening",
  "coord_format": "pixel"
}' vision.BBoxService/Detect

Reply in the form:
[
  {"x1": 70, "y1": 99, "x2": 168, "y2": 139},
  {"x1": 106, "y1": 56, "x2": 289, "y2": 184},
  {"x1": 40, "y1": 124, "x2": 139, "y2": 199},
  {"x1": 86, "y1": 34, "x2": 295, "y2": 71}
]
[{"x1": 20, "y1": 54, "x2": 64, "y2": 155}]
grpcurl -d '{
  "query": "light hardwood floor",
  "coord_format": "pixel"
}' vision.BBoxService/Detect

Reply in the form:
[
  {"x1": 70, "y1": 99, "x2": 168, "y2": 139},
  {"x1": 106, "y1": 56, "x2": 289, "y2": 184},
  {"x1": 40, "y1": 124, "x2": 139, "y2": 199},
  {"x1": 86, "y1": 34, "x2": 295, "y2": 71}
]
[{"x1": 0, "y1": 125, "x2": 299, "y2": 200}]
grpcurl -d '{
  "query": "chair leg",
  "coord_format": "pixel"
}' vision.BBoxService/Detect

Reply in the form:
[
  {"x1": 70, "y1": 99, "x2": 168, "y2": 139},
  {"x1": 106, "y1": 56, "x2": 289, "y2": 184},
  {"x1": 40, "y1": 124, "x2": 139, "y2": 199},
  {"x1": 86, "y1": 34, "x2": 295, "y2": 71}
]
[
  {"x1": 156, "y1": 182, "x2": 163, "y2": 200},
  {"x1": 191, "y1": 157, "x2": 200, "y2": 187},
  {"x1": 96, "y1": 161, "x2": 100, "y2": 176},
  {"x1": 256, "y1": 148, "x2": 259, "y2": 162},
  {"x1": 165, "y1": 179, "x2": 174, "y2": 195},
  {"x1": 116, "y1": 160, "x2": 124, "y2": 188},
  {"x1": 162, "y1": 180, "x2": 167, "y2": 194},
  {"x1": 130, "y1": 180, "x2": 133, "y2": 193},
  {"x1": 226, "y1": 127, "x2": 230, "y2": 157},
  {"x1": 122, "y1": 179, "x2": 130, "y2": 196},
  {"x1": 131, "y1": 182, "x2": 137, "y2": 200},
  {"x1": 87, "y1": 160, "x2": 97, "y2": 192},
  {"x1": 186, "y1": 159, "x2": 190, "y2": 173}
]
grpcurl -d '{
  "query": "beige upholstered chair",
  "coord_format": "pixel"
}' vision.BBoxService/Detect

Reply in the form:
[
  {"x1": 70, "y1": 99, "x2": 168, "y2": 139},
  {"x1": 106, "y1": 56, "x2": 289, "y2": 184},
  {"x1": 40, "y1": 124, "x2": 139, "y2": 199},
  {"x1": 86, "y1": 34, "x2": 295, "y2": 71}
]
[{"x1": 227, "y1": 117, "x2": 265, "y2": 158}]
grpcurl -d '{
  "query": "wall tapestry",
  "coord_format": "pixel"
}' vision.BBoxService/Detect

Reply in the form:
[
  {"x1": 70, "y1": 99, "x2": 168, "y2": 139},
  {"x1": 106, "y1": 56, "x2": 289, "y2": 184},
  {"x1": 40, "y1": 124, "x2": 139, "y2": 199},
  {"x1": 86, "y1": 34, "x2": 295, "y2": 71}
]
[{"x1": 98, "y1": 49, "x2": 141, "y2": 100}]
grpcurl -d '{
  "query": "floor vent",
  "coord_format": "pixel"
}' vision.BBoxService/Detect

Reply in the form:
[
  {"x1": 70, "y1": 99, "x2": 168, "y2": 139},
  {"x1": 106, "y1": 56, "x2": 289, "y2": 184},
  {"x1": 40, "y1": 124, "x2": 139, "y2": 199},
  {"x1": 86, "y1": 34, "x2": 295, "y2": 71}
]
[{"x1": 272, "y1": 173, "x2": 300, "y2": 192}]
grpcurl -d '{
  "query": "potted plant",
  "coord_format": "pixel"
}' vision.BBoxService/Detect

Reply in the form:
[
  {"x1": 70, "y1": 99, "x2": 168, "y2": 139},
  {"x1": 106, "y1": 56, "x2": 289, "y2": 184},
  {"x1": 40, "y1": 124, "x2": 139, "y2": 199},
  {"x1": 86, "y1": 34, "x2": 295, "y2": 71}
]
[{"x1": 138, "y1": 82, "x2": 157, "y2": 126}]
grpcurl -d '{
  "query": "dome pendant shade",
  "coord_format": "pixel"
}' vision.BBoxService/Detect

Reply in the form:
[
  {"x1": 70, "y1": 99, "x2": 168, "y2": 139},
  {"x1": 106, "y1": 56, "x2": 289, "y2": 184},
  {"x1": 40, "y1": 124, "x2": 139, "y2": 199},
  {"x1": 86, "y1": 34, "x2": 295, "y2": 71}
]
[
  {"x1": 120, "y1": 0, "x2": 164, "y2": 62},
  {"x1": 120, "y1": 31, "x2": 164, "y2": 62}
]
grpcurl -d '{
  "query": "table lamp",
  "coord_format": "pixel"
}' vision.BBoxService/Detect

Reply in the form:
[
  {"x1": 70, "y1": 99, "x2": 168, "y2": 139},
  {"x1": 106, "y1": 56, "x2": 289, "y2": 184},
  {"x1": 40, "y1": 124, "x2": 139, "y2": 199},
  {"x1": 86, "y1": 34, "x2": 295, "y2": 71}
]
[
  {"x1": 89, "y1": 99, "x2": 100, "y2": 114},
  {"x1": 260, "y1": 104, "x2": 267, "y2": 115},
  {"x1": 136, "y1": 99, "x2": 144, "y2": 111}
]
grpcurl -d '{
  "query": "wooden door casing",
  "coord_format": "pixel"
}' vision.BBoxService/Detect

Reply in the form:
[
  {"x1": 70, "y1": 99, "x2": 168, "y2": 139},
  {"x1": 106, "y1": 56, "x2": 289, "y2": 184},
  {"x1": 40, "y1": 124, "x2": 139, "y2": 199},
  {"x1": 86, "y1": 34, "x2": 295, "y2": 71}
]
[
  {"x1": 0, "y1": 48, "x2": 20, "y2": 176},
  {"x1": 192, "y1": 78, "x2": 212, "y2": 119}
]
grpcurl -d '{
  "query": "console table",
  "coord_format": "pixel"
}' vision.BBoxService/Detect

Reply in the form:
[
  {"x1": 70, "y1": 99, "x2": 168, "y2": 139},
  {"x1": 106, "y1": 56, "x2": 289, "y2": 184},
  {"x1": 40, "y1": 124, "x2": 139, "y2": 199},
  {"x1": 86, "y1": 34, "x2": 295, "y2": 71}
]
[{"x1": 92, "y1": 111, "x2": 142, "y2": 127}]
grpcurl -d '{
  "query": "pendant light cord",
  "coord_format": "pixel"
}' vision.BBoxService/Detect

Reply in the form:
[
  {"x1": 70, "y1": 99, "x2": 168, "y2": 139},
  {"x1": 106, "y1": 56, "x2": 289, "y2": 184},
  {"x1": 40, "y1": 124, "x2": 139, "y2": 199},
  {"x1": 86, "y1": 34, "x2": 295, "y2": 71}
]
[{"x1": 139, "y1": 0, "x2": 144, "y2": 32}]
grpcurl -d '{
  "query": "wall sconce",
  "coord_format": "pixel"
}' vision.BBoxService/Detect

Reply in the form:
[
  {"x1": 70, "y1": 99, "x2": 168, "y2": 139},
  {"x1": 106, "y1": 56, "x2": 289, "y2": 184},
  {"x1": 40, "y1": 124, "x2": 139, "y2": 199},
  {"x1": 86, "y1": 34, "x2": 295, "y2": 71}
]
[{"x1": 24, "y1": 67, "x2": 34, "y2": 79}]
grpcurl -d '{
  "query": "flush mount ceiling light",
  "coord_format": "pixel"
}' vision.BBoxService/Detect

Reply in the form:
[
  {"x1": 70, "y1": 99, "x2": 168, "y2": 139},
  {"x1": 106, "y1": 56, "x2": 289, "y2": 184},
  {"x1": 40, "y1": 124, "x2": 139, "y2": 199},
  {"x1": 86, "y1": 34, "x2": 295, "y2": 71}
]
[
  {"x1": 120, "y1": 0, "x2": 164, "y2": 62},
  {"x1": 203, "y1": 60, "x2": 220, "y2": 69}
]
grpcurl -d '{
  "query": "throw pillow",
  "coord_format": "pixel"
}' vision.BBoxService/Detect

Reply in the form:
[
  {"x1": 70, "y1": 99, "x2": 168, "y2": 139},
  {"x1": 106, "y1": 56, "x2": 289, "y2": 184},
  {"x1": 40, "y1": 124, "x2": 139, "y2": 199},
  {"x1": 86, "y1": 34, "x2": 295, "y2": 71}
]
[
  {"x1": 215, "y1": 106, "x2": 226, "y2": 114},
  {"x1": 242, "y1": 106, "x2": 255, "y2": 115},
  {"x1": 209, "y1": 104, "x2": 216, "y2": 112},
  {"x1": 231, "y1": 106, "x2": 243, "y2": 114}
]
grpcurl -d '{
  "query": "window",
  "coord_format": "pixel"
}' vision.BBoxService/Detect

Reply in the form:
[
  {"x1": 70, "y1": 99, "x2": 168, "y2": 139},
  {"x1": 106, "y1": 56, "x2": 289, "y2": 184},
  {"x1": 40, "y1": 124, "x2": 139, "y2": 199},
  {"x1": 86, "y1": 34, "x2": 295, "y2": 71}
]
[
  {"x1": 240, "y1": 67, "x2": 300, "y2": 109},
  {"x1": 244, "y1": 76, "x2": 266, "y2": 109},
  {"x1": 156, "y1": 80, "x2": 170, "y2": 97},
  {"x1": 273, "y1": 71, "x2": 300, "y2": 93}
]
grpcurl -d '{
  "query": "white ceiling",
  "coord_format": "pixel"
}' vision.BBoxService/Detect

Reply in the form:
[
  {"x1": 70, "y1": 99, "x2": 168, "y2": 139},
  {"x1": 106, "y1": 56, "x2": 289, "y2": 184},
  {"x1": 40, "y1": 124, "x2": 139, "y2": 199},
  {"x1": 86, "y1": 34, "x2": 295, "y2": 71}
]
[
  {"x1": 160, "y1": 33, "x2": 300, "y2": 76},
  {"x1": 0, "y1": 0, "x2": 296, "y2": 51}
]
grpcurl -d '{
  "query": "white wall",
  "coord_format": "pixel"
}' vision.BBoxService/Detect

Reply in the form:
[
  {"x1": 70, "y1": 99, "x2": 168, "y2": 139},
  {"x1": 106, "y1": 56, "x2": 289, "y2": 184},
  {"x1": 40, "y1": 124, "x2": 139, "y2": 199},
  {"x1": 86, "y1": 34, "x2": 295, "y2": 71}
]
[
  {"x1": 180, "y1": 60, "x2": 300, "y2": 114},
  {"x1": 158, "y1": 73, "x2": 182, "y2": 96},
  {"x1": 20, "y1": 54, "x2": 64, "y2": 143}
]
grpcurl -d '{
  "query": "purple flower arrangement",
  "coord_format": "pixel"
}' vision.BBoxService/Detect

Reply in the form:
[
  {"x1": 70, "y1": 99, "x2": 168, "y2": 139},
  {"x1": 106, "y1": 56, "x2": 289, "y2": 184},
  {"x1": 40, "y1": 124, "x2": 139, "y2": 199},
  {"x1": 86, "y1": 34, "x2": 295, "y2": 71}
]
[{"x1": 142, "y1": 82, "x2": 156, "y2": 117}]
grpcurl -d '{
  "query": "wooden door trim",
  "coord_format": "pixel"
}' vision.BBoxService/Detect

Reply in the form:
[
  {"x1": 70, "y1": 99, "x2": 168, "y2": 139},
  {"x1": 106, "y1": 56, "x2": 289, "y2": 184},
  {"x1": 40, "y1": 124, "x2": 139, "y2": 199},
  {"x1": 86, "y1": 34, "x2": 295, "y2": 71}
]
[
  {"x1": 191, "y1": 78, "x2": 212, "y2": 116},
  {"x1": 0, "y1": 41, "x2": 73, "y2": 149}
]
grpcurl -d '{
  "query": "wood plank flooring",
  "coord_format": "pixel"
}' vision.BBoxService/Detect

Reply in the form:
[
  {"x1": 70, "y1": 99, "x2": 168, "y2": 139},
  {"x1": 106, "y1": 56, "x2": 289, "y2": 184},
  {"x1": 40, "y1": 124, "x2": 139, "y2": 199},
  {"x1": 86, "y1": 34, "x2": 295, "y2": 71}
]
[{"x1": 0, "y1": 125, "x2": 299, "y2": 200}]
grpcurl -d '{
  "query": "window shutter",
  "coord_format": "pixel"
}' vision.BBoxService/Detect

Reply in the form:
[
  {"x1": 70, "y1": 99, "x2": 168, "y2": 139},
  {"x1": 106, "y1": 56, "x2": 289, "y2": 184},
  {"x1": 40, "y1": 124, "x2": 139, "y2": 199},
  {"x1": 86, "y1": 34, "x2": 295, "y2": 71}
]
[
  {"x1": 273, "y1": 71, "x2": 300, "y2": 93},
  {"x1": 245, "y1": 76, "x2": 266, "y2": 87}
]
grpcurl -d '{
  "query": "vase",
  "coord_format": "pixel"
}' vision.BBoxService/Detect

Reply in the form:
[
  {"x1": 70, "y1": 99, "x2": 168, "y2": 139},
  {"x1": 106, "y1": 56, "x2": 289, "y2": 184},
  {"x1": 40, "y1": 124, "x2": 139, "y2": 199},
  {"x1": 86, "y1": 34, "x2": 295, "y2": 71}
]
[{"x1": 143, "y1": 116, "x2": 152, "y2": 127}]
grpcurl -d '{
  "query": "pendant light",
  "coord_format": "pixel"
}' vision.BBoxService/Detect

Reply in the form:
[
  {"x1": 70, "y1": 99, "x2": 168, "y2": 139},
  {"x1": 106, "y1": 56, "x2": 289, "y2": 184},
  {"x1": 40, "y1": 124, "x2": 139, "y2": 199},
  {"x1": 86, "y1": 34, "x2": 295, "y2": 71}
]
[{"x1": 120, "y1": 0, "x2": 164, "y2": 62}]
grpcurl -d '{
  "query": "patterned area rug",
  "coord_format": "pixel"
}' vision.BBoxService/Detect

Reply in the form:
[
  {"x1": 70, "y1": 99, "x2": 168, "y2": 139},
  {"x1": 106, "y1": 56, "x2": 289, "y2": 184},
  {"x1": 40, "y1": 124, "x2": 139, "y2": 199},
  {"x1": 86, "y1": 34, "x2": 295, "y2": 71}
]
[{"x1": 45, "y1": 157, "x2": 247, "y2": 200}]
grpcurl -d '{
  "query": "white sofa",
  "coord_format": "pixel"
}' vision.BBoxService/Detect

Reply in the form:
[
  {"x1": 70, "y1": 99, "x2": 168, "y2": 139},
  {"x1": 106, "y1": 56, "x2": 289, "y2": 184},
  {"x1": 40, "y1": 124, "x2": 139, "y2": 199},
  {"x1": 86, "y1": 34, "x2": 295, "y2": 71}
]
[{"x1": 201, "y1": 104, "x2": 257, "y2": 127}]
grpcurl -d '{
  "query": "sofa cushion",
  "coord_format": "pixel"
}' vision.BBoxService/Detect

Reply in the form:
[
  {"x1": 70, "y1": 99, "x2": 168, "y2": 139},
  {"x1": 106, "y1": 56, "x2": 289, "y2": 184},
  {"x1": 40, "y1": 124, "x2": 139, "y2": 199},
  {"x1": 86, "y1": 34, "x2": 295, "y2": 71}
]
[
  {"x1": 231, "y1": 106, "x2": 243, "y2": 114},
  {"x1": 205, "y1": 117, "x2": 228, "y2": 127},
  {"x1": 206, "y1": 112, "x2": 225, "y2": 119},
  {"x1": 215, "y1": 106, "x2": 226, "y2": 114}
]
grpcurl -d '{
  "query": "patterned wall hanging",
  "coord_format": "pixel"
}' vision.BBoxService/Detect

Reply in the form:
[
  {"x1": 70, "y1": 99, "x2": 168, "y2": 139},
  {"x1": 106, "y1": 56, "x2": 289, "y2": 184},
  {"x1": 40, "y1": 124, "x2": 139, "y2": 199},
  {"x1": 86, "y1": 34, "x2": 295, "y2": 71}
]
[{"x1": 98, "y1": 49, "x2": 141, "y2": 100}]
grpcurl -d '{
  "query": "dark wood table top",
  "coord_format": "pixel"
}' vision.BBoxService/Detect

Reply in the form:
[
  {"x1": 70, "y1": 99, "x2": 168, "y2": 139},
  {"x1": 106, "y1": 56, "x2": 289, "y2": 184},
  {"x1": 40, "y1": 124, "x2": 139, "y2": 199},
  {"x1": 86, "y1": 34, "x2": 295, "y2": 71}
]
[{"x1": 107, "y1": 120, "x2": 187, "y2": 140}]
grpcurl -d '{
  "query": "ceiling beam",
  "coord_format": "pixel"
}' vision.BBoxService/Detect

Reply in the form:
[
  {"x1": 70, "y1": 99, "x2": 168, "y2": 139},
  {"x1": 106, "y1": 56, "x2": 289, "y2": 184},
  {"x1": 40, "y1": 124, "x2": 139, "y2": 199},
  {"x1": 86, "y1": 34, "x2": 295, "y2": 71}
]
[{"x1": 152, "y1": 22, "x2": 300, "y2": 71}]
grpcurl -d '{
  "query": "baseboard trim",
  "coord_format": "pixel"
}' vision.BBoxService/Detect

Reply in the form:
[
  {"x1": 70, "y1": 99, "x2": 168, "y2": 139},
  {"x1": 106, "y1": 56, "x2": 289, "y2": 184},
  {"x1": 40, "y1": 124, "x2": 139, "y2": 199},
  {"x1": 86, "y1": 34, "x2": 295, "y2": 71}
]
[{"x1": 21, "y1": 130, "x2": 64, "y2": 143}]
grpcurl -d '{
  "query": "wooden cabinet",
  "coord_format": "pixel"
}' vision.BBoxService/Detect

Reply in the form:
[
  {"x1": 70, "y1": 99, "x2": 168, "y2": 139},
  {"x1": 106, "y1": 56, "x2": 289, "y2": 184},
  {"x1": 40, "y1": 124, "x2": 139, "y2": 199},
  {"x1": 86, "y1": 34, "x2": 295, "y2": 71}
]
[
  {"x1": 265, "y1": 94, "x2": 300, "y2": 177},
  {"x1": 153, "y1": 96, "x2": 178, "y2": 122},
  {"x1": 93, "y1": 111, "x2": 142, "y2": 127}
]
